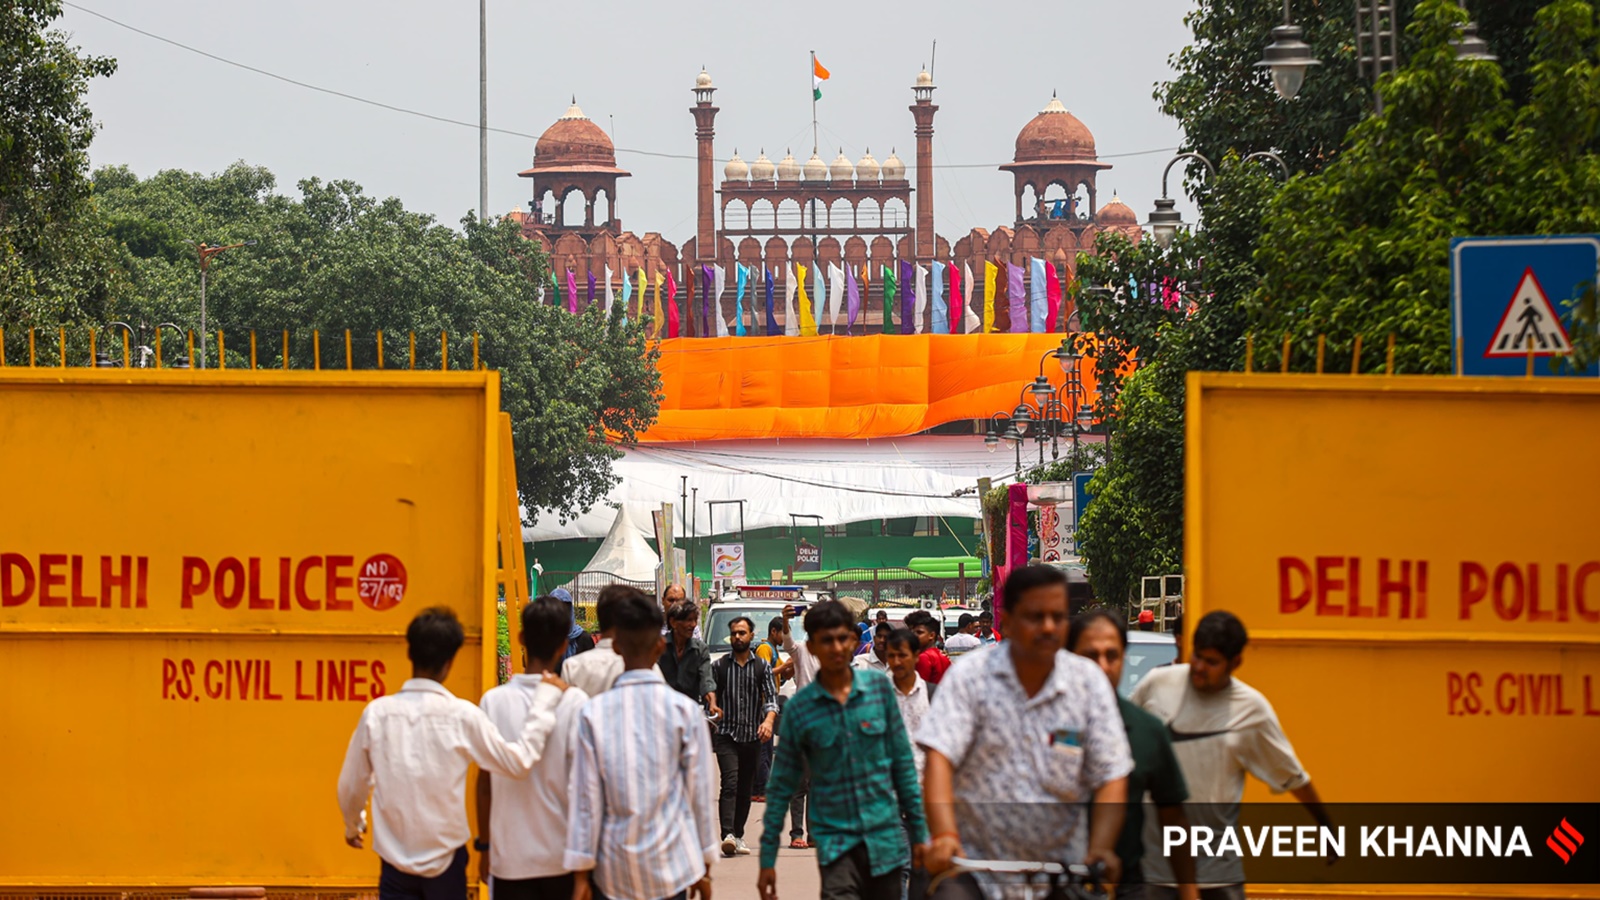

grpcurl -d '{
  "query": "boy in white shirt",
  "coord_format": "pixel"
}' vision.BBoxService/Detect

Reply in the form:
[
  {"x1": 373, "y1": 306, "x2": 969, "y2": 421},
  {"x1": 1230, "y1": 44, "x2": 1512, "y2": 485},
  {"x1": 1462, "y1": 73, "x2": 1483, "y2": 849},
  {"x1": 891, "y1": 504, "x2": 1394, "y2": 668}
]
[
  {"x1": 338, "y1": 606, "x2": 570, "y2": 900},
  {"x1": 478, "y1": 596, "x2": 592, "y2": 900}
]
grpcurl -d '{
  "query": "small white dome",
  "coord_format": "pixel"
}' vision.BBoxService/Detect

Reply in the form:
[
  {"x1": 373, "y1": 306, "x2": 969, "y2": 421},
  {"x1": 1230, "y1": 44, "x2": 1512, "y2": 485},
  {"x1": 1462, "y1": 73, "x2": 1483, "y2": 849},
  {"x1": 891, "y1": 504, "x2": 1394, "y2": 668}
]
[
  {"x1": 829, "y1": 149, "x2": 854, "y2": 182},
  {"x1": 724, "y1": 149, "x2": 749, "y2": 182},
  {"x1": 915, "y1": 68, "x2": 933, "y2": 87},
  {"x1": 802, "y1": 151, "x2": 828, "y2": 182},
  {"x1": 855, "y1": 148, "x2": 880, "y2": 182},
  {"x1": 695, "y1": 68, "x2": 714, "y2": 88},
  {"x1": 750, "y1": 149, "x2": 775, "y2": 181},
  {"x1": 560, "y1": 98, "x2": 588, "y2": 121},
  {"x1": 776, "y1": 150, "x2": 801, "y2": 181},
  {"x1": 1040, "y1": 92, "x2": 1069, "y2": 115},
  {"x1": 881, "y1": 148, "x2": 905, "y2": 180}
]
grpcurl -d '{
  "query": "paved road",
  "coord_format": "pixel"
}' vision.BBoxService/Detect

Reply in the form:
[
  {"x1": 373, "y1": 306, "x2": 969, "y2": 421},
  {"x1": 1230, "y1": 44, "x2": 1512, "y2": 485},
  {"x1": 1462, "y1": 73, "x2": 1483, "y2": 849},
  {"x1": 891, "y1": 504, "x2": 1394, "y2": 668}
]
[{"x1": 714, "y1": 800, "x2": 820, "y2": 900}]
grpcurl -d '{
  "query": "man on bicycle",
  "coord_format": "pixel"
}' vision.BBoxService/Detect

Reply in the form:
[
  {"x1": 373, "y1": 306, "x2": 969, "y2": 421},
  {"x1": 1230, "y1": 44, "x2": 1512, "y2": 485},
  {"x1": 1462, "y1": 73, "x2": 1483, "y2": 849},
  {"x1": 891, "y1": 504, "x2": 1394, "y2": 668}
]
[{"x1": 918, "y1": 565, "x2": 1132, "y2": 899}]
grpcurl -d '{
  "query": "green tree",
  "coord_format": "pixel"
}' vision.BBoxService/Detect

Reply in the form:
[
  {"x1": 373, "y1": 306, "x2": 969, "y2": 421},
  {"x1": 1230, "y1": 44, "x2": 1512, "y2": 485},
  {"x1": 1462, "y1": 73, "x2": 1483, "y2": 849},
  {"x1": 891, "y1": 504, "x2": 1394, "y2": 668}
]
[
  {"x1": 1159, "y1": 0, "x2": 1545, "y2": 182},
  {"x1": 94, "y1": 164, "x2": 661, "y2": 522},
  {"x1": 1254, "y1": 0, "x2": 1600, "y2": 374},
  {"x1": 1078, "y1": 0, "x2": 1600, "y2": 605},
  {"x1": 0, "y1": 0, "x2": 122, "y2": 328}
]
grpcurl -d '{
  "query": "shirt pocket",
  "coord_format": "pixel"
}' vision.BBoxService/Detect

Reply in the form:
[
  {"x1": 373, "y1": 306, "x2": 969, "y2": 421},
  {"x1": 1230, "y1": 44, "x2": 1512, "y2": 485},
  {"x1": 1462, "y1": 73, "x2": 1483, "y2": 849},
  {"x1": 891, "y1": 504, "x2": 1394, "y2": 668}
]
[{"x1": 1041, "y1": 738, "x2": 1085, "y2": 802}]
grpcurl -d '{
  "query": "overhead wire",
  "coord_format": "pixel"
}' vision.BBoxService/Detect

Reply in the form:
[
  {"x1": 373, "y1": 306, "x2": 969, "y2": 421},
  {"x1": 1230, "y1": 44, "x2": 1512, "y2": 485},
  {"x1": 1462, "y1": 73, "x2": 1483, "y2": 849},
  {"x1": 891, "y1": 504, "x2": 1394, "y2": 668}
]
[{"x1": 63, "y1": 2, "x2": 1179, "y2": 170}]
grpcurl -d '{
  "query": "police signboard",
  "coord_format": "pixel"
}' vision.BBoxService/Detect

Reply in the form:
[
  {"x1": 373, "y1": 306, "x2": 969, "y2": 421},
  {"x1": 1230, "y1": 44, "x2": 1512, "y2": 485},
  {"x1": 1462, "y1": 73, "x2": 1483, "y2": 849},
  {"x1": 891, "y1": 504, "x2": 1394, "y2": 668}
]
[{"x1": 1450, "y1": 235, "x2": 1600, "y2": 376}]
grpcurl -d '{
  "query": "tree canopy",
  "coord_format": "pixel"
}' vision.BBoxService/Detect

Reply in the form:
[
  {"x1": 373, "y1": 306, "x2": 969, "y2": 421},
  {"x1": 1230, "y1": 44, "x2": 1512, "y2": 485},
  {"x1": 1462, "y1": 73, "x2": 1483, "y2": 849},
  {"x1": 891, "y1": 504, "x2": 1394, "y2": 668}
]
[
  {"x1": 91, "y1": 163, "x2": 661, "y2": 522},
  {"x1": 1074, "y1": 0, "x2": 1600, "y2": 605},
  {"x1": 0, "y1": 0, "x2": 122, "y2": 326}
]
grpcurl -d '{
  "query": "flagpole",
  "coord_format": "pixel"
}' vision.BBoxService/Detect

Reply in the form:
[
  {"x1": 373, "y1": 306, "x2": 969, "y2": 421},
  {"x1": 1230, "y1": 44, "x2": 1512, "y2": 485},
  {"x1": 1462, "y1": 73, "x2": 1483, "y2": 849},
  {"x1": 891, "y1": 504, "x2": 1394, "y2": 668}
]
[{"x1": 810, "y1": 50, "x2": 819, "y2": 155}]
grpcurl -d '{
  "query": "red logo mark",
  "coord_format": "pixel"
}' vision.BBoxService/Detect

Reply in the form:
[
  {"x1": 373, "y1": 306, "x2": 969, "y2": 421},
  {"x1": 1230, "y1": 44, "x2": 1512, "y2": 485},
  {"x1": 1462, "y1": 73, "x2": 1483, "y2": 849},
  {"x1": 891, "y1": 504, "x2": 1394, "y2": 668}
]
[
  {"x1": 1547, "y1": 818, "x2": 1584, "y2": 864},
  {"x1": 357, "y1": 554, "x2": 407, "y2": 612}
]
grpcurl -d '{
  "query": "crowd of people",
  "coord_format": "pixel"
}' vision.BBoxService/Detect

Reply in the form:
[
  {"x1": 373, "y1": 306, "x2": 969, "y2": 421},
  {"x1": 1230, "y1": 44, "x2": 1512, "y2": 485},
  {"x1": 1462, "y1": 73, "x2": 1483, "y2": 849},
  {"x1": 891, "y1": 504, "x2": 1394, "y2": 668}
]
[{"x1": 336, "y1": 567, "x2": 1329, "y2": 900}]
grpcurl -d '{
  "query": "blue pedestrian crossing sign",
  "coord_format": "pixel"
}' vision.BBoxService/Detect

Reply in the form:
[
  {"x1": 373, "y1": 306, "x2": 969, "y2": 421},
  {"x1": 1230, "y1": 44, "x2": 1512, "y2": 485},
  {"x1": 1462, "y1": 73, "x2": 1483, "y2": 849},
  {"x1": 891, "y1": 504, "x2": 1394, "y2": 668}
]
[{"x1": 1451, "y1": 235, "x2": 1600, "y2": 376}]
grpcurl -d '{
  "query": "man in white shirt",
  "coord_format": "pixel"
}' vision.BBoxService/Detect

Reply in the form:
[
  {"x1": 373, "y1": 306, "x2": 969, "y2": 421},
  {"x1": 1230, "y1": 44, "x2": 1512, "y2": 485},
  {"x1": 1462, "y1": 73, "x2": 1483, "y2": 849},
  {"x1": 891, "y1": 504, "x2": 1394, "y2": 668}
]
[
  {"x1": 477, "y1": 596, "x2": 591, "y2": 900},
  {"x1": 562, "y1": 584, "x2": 660, "y2": 695},
  {"x1": 942, "y1": 615, "x2": 984, "y2": 654},
  {"x1": 853, "y1": 622, "x2": 894, "y2": 674},
  {"x1": 882, "y1": 629, "x2": 929, "y2": 777},
  {"x1": 1131, "y1": 611, "x2": 1333, "y2": 900},
  {"x1": 338, "y1": 607, "x2": 570, "y2": 900},
  {"x1": 567, "y1": 590, "x2": 717, "y2": 900}
]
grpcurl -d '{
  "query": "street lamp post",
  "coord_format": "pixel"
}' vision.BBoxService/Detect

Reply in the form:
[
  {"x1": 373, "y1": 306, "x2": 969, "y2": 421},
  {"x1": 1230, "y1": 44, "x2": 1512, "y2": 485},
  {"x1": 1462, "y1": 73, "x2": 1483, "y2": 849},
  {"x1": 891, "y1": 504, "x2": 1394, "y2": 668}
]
[
  {"x1": 1255, "y1": 0, "x2": 1322, "y2": 102},
  {"x1": 196, "y1": 241, "x2": 256, "y2": 369},
  {"x1": 1145, "y1": 152, "x2": 1216, "y2": 249},
  {"x1": 986, "y1": 412, "x2": 1023, "y2": 473},
  {"x1": 1260, "y1": 1, "x2": 1496, "y2": 109}
]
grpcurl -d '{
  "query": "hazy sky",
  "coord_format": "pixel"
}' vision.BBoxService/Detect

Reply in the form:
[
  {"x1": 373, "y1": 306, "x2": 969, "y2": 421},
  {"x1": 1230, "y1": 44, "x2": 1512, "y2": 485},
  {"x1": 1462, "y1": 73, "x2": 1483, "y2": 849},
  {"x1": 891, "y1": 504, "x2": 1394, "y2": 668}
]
[{"x1": 64, "y1": 0, "x2": 1203, "y2": 242}]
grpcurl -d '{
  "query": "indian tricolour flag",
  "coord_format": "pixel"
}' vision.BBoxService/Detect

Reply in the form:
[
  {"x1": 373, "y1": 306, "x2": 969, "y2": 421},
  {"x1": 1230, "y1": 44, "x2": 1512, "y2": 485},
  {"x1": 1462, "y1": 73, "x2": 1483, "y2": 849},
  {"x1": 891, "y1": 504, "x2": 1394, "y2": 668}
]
[{"x1": 812, "y1": 54, "x2": 830, "y2": 100}]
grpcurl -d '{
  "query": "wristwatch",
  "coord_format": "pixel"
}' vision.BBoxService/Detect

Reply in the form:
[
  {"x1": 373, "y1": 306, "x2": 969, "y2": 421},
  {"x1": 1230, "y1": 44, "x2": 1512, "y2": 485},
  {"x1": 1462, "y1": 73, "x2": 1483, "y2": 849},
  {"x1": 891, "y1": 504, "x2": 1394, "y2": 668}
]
[{"x1": 473, "y1": 838, "x2": 490, "y2": 852}]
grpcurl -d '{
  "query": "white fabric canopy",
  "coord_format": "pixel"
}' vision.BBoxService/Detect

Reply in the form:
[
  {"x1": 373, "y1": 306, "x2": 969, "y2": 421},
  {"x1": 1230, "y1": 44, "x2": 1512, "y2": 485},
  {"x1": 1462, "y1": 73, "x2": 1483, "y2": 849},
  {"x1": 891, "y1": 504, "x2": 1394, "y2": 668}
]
[
  {"x1": 570, "y1": 503, "x2": 661, "y2": 580},
  {"x1": 524, "y1": 435, "x2": 1057, "y2": 542}
]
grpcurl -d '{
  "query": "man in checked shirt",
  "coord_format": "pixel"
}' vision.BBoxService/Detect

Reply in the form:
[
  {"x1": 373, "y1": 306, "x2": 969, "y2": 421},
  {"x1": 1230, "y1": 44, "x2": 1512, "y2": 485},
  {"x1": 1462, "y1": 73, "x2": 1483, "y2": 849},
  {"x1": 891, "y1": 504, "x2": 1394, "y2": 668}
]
[
  {"x1": 757, "y1": 600, "x2": 927, "y2": 900},
  {"x1": 711, "y1": 616, "x2": 778, "y2": 858}
]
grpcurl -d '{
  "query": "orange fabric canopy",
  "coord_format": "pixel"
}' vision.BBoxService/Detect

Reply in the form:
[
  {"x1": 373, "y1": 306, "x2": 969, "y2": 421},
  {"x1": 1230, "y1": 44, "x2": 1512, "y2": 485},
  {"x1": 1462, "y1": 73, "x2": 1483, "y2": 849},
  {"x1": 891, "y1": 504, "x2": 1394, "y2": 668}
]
[{"x1": 641, "y1": 334, "x2": 1101, "y2": 442}]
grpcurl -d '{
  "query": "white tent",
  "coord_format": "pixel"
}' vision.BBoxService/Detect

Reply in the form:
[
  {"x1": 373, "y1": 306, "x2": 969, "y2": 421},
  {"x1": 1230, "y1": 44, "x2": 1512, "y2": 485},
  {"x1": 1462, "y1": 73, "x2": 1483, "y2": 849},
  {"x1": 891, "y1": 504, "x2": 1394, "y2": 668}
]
[{"x1": 572, "y1": 503, "x2": 661, "y2": 582}]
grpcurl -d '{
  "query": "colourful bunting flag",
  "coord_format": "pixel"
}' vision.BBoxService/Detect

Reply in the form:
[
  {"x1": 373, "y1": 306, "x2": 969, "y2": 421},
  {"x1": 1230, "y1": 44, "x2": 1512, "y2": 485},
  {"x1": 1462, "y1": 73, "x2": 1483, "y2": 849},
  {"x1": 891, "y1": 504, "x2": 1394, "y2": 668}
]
[
  {"x1": 899, "y1": 260, "x2": 915, "y2": 333},
  {"x1": 1045, "y1": 261, "x2": 1062, "y2": 333},
  {"x1": 962, "y1": 261, "x2": 980, "y2": 333},
  {"x1": 914, "y1": 264, "x2": 929, "y2": 335},
  {"x1": 931, "y1": 262, "x2": 948, "y2": 335},
  {"x1": 566, "y1": 269, "x2": 578, "y2": 315},
  {"x1": 735, "y1": 265, "x2": 747, "y2": 337},
  {"x1": 1008, "y1": 263, "x2": 1026, "y2": 333},
  {"x1": 983, "y1": 261, "x2": 997, "y2": 334},
  {"x1": 846, "y1": 264, "x2": 862, "y2": 332},
  {"x1": 620, "y1": 266, "x2": 633, "y2": 325},
  {"x1": 665, "y1": 268, "x2": 680, "y2": 338},
  {"x1": 783, "y1": 264, "x2": 799, "y2": 336},
  {"x1": 652, "y1": 271, "x2": 664, "y2": 338},
  {"x1": 827, "y1": 263, "x2": 845, "y2": 330},
  {"x1": 766, "y1": 267, "x2": 778, "y2": 336},
  {"x1": 1029, "y1": 258, "x2": 1048, "y2": 333},
  {"x1": 882, "y1": 264, "x2": 898, "y2": 335},
  {"x1": 797, "y1": 264, "x2": 817, "y2": 336},
  {"x1": 714, "y1": 265, "x2": 729, "y2": 337}
]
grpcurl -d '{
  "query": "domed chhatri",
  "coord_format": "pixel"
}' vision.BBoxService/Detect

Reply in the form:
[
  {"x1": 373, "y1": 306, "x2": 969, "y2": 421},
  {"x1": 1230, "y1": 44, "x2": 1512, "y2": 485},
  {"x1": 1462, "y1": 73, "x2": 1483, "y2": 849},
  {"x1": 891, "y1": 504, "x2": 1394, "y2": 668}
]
[
  {"x1": 881, "y1": 148, "x2": 906, "y2": 181},
  {"x1": 749, "y1": 149, "x2": 775, "y2": 182},
  {"x1": 695, "y1": 68, "x2": 714, "y2": 89},
  {"x1": 724, "y1": 149, "x2": 749, "y2": 182},
  {"x1": 1011, "y1": 92, "x2": 1099, "y2": 166},
  {"x1": 855, "y1": 148, "x2": 880, "y2": 183},
  {"x1": 802, "y1": 151, "x2": 828, "y2": 183},
  {"x1": 531, "y1": 99, "x2": 628, "y2": 173},
  {"x1": 829, "y1": 149, "x2": 854, "y2": 183},
  {"x1": 1097, "y1": 192, "x2": 1138, "y2": 225},
  {"x1": 776, "y1": 150, "x2": 801, "y2": 182},
  {"x1": 915, "y1": 68, "x2": 933, "y2": 88}
]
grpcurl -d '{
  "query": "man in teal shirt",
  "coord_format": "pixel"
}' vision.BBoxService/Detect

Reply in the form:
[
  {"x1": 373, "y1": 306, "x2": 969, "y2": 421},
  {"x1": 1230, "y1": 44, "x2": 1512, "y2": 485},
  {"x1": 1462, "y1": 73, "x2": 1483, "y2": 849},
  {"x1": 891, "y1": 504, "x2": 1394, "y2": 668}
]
[{"x1": 757, "y1": 600, "x2": 927, "y2": 900}]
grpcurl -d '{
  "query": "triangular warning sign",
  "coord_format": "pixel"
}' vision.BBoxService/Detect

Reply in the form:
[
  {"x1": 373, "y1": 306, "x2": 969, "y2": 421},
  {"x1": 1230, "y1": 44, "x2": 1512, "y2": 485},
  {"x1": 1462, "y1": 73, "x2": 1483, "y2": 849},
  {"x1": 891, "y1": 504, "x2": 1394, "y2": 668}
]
[{"x1": 1484, "y1": 267, "x2": 1573, "y2": 357}]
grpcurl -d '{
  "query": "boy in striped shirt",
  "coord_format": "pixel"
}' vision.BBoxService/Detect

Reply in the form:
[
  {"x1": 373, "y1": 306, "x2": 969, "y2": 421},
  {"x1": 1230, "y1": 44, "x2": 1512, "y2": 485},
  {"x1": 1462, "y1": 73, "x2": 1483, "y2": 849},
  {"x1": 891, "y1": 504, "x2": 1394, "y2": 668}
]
[{"x1": 566, "y1": 588, "x2": 717, "y2": 900}]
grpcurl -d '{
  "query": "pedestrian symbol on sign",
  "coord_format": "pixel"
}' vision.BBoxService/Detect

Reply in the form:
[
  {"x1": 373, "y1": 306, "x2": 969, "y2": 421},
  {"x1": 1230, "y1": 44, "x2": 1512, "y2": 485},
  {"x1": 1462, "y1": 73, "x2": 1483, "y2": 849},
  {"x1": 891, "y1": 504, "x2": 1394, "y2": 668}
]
[{"x1": 1484, "y1": 267, "x2": 1573, "y2": 357}]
